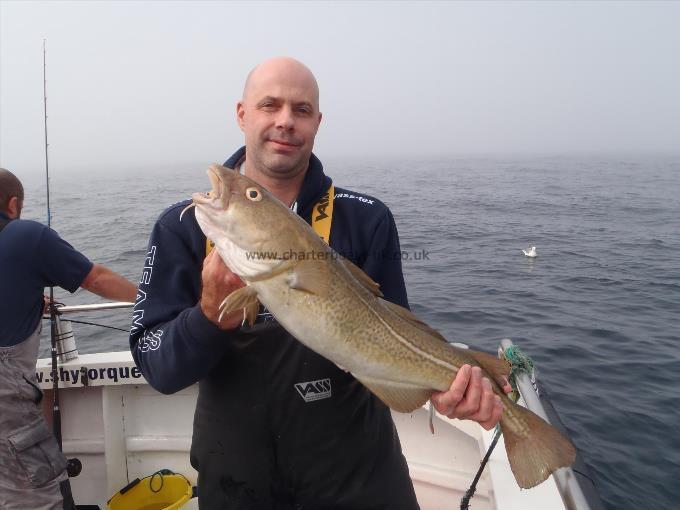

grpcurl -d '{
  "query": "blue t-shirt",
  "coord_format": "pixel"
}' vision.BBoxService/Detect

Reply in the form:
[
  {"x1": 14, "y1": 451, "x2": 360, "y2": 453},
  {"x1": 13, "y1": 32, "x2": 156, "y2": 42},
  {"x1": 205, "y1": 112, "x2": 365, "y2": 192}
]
[{"x1": 0, "y1": 213, "x2": 93, "y2": 347}]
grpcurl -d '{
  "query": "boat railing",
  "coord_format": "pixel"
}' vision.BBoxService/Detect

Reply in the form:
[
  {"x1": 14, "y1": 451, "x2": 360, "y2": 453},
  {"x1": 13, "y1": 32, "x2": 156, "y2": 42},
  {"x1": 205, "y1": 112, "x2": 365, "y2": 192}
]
[
  {"x1": 52, "y1": 301, "x2": 135, "y2": 313},
  {"x1": 44, "y1": 301, "x2": 135, "y2": 362}
]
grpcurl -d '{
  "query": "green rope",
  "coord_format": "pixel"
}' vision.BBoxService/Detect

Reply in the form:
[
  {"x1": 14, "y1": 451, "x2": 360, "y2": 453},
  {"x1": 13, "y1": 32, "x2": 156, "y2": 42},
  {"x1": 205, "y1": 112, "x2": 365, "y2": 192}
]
[{"x1": 502, "y1": 345, "x2": 535, "y2": 401}]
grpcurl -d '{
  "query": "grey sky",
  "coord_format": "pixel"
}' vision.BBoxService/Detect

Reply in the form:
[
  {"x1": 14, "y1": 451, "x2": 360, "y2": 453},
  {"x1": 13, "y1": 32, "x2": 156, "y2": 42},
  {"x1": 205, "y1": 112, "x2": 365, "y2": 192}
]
[{"x1": 1, "y1": 1, "x2": 678, "y2": 176}]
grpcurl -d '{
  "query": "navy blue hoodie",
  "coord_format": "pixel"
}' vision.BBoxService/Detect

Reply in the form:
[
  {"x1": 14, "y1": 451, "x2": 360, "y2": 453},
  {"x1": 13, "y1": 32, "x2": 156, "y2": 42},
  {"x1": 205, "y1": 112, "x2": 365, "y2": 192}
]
[{"x1": 130, "y1": 148, "x2": 419, "y2": 509}]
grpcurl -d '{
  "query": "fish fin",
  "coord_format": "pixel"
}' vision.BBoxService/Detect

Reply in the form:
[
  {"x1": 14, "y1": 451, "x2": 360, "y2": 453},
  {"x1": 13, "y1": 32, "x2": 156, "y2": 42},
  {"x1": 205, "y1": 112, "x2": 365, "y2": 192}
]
[
  {"x1": 339, "y1": 255, "x2": 383, "y2": 297},
  {"x1": 467, "y1": 349, "x2": 511, "y2": 388},
  {"x1": 354, "y1": 375, "x2": 433, "y2": 413},
  {"x1": 287, "y1": 260, "x2": 330, "y2": 296},
  {"x1": 218, "y1": 286, "x2": 259, "y2": 323},
  {"x1": 244, "y1": 297, "x2": 260, "y2": 327},
  {"x1": 379, "y1": 299, "x2": 448, "y2": 342},
  {"x1": 501, "y1": 404, "x2": 576, "y2": 488}
]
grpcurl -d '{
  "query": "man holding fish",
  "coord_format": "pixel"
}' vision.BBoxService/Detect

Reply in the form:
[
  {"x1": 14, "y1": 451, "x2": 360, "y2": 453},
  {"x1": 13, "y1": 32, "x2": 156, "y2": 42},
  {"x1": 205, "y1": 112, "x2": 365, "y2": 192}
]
[{"x1": 131, "y1": 58, "x2": 571, "y2": 509}]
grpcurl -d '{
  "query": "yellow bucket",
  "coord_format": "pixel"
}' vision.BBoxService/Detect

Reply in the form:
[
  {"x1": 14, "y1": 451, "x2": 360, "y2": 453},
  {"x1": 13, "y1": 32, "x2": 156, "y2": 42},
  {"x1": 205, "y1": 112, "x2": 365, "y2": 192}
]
[{"x1": 107, "y1": 470, "x2": 194, "y2": 510}]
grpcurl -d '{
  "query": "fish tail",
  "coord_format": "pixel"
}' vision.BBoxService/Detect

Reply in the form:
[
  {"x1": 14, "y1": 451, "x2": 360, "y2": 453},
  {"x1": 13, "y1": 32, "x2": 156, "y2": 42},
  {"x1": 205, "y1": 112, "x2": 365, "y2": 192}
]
[{"x1": 501, "y1": 403, "x2": 576, "y2": 489}]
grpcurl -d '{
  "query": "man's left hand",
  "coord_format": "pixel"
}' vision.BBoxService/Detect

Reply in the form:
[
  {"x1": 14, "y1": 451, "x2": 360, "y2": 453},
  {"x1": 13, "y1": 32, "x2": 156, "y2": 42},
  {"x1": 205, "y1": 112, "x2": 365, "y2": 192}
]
[{"x1": 430, "y1": 364, "x2": 512, "y2": 431}]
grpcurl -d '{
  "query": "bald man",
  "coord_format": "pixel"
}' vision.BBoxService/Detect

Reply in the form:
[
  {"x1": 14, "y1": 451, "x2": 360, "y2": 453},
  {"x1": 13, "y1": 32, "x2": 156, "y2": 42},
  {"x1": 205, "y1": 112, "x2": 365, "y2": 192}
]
[
  {"x1": 0, "y1": 168, "x2": 137, "y2": 510},
  {"x1": 131, "y1": 58, "x2": 505, "y2": 509}
]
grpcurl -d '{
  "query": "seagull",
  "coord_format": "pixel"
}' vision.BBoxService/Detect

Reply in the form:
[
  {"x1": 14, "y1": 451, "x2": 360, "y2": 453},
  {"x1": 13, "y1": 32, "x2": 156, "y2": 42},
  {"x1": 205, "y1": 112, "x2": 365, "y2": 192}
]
[{"x1": 522, "y1": 246, "x2": 537, "y2": 258}]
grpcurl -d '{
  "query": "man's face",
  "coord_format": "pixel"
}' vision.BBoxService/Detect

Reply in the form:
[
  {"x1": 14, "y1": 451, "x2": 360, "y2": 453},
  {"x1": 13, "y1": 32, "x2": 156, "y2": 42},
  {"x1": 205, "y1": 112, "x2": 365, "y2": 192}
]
[{"x1": 237, "y1": 63, "x2": 322, "y2": 180}]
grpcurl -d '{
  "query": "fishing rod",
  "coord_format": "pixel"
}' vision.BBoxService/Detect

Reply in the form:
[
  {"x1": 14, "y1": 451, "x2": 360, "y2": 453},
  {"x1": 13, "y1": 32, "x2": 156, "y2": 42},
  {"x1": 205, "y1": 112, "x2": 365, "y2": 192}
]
[
  {"x1": 43, "y1": 39, "x2": 84, "y2": 487},
  {"x1": 42, "y1": 39, "x2": 65, "y2": 449}
]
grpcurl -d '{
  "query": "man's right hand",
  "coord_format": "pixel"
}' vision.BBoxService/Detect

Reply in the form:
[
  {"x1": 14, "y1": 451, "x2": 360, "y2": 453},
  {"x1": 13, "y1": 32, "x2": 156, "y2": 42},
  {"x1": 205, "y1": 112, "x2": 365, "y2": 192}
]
[{"x1": 200, "y1": 250, "x2": 246, "y2": 330}]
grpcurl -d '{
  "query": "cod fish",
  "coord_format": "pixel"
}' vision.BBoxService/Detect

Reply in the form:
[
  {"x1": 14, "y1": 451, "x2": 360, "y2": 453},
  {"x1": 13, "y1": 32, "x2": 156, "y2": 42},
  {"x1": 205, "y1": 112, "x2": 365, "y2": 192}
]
[{"x1": 186, "y1": 164, "x2": 576, "y2": 489}]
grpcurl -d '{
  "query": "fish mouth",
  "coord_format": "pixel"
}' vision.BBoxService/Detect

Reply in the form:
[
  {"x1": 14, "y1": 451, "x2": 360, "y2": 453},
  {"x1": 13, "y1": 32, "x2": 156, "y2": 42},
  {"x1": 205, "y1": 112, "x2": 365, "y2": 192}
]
[
  {"x1": 181, "y1": 165, "x2": 231, "y2": 221},
  {"x1": 194, "y1": 167, "x2": 223, "y2": 201}
]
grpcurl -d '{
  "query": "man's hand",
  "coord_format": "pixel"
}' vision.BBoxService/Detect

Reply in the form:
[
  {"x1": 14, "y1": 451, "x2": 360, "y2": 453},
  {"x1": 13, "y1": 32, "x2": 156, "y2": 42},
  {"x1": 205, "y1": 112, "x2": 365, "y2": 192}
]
[
  {"x1": 200, "y1": 250, "x2": 246, "y2": 330},
  {"x1": 430, "y1": 364, "x2": 512, "y2": 430}
]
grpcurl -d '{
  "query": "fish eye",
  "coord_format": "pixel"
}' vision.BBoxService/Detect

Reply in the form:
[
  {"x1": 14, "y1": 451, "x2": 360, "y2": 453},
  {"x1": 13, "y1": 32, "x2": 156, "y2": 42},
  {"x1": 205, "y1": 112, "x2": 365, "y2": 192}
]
[{"x1": 246, "y1": 188, "x2": 262, "y2": 201}]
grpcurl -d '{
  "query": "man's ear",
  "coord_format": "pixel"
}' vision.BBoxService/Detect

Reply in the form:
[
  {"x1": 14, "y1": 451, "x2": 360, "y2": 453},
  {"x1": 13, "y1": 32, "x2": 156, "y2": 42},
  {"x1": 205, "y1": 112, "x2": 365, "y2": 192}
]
[
  {"x1": 236, "y1": 101, "x2": 246, "y2": 132},
  {"x1": 7, "y1": 196, "x2": 21, "y2": 219}
]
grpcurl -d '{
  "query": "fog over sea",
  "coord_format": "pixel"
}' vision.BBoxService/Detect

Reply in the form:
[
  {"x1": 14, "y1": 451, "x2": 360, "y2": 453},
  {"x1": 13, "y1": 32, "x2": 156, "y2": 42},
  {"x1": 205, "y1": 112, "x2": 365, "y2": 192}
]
[{"x1": 20, "y1": 155, "x2": 680, "y2": 510}]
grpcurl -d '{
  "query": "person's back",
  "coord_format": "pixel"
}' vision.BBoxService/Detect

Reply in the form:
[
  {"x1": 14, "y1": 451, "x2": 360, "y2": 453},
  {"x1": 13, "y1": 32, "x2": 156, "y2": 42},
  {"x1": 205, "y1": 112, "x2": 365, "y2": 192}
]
[{"x1": 0, "y1": 217, "x2": 93, "y2": 347}]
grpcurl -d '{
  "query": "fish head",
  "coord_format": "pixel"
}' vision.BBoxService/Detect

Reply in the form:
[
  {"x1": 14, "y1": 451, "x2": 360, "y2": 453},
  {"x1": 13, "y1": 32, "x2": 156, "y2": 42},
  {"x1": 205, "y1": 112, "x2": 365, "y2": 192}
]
[
  {"x1": 191, "y1": 164, "x2": 313, "y2": 278},
  {"x1": 191, "y1": 165, "x2": 253, "y2": 228}
]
